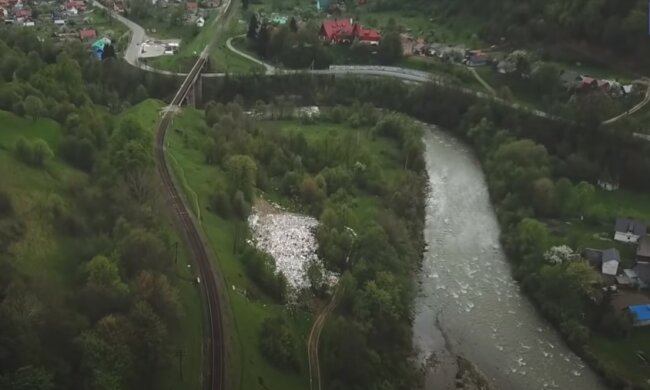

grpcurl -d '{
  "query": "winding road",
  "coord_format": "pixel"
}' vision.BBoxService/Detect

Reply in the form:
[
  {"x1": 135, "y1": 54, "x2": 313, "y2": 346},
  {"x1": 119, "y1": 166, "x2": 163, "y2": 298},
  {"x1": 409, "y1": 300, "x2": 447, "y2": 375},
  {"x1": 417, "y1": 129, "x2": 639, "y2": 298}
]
[{"x1": 96, "y1": 0, "x2": 650, "y2": 126}]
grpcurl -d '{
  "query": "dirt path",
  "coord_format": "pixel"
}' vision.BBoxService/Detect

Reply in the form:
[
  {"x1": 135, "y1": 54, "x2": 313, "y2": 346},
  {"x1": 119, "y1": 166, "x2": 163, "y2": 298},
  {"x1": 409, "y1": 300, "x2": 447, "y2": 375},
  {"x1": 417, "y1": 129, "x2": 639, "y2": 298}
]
[
  {"x1": 307, "y1": 284, "x2": 341, "y2": 390},
  {"x1": 468, "y1": 67, "x2": 496, "y2": 95}
]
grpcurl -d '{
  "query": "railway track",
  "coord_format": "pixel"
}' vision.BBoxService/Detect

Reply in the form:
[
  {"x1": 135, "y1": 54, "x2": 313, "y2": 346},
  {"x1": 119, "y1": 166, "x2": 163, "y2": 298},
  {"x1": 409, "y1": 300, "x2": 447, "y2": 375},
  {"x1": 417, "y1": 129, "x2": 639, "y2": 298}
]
[{"x1": 154, "y1": 53, "x2": 225, "y2": 390}]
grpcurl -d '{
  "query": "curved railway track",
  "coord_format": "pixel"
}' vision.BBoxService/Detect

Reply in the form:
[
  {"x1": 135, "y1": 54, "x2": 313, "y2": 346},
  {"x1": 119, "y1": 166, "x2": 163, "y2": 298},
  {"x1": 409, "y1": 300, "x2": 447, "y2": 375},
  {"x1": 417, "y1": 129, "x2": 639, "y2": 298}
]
[{"x1": 154, "y1": 53, "x2": 225, "y2": 390}]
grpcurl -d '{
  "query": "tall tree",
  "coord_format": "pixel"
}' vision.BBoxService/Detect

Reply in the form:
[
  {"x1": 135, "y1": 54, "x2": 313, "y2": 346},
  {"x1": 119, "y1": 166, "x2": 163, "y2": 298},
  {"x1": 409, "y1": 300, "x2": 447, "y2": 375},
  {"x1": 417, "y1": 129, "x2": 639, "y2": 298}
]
[{"x1": 247, "y1": 14, "x2": 259, "y2": 39}]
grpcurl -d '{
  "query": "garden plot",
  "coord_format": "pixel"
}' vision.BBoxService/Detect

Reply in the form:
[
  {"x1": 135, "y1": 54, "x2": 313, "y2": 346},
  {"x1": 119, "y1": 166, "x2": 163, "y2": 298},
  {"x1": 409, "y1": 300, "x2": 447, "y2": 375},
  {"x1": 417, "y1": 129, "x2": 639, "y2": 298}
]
[{"x1": 248, "y1": 203, "x2": 337, "y2": 297}]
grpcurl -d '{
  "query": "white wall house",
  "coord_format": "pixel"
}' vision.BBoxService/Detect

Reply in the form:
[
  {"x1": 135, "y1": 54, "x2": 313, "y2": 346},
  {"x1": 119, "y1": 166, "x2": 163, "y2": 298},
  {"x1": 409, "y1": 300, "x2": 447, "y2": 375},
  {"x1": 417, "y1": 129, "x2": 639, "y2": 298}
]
[{"x1": 614, "y1": 218, "x2": 647, "y2": 243}]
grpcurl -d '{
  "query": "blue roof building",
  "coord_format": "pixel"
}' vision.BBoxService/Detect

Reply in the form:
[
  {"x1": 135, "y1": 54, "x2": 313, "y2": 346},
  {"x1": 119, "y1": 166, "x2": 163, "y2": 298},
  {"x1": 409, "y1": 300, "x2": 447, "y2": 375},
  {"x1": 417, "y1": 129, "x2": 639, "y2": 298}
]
[{"x1": 629, "y1": 304, "x2": 650, "y2": 327}]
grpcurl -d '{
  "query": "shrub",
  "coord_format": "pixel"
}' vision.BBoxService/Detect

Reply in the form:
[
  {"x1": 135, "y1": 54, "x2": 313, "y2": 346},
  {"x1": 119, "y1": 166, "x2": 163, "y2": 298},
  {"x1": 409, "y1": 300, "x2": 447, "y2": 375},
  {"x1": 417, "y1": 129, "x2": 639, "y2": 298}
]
[
  {"x1": 13, "y1": 137, "x2": 53, "y2": 167},
  {"x1": 259, "y1": 316, "x2": 299, "y2": 371}
]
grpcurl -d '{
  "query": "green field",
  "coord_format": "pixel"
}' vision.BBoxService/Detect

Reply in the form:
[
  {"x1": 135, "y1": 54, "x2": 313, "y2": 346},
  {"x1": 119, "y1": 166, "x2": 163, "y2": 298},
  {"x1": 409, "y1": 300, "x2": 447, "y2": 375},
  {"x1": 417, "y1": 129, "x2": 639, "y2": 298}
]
[
  {"x1": 166, "y1": 106, "x2": 311, "y2": 390},
  {"x1": 209, "y1": 4, "x2": 265, "y2": 74},
  {"x1": 590, "y1": 327, "x2": 650, "y2": 387},
  {"x1": 0, "y1": 111, "x2": 83, "y2": 294}
]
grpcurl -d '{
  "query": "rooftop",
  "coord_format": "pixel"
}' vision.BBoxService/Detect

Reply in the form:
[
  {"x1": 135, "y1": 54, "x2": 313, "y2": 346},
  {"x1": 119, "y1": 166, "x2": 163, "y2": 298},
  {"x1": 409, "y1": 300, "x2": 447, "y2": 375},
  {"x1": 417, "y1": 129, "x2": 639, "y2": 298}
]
[
  {"x1": 638, "y1": 235, "x2": 650, "y2": 258},
  {"x1": 615, "y1": 218, "x2": 647, "y2": 236}
]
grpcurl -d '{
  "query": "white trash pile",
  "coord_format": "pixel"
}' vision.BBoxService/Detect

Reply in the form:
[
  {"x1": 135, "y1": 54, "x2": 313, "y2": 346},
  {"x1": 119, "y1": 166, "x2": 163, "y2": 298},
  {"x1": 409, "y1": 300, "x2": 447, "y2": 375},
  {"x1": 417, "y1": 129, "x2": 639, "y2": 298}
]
[{"x1": 248, "y1": 208, "x2": 337, "y2": 297}]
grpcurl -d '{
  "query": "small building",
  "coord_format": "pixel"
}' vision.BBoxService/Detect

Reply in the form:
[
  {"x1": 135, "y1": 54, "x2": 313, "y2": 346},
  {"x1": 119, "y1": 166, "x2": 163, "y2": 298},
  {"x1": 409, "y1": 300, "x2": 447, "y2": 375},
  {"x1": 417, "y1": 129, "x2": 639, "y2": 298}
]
[
  {"x1": 79, "y1": 28, "x2": 96, "y2": 40},
  {"x1": 598, "y1": 178, "x2": 619, "y2": 191},
  {"x1": 616, "y1": 268, "x2": 639, "y2": 287},
  {"x1": 614, "y1": 218, "x2": 647, "y2": 243},
  {"x1": 634, "y1": 262, "x2": 650, "y2": 289},
  {"x1": 585, "y1": 248, "x2": 620, "y2": 276},
  {"x1": 352, "y1": 23, "x2": 381, "y2": 45},
  {"x1": 196, "y1": 16, "x2": 204, "y2": 27},
  {"x1": 464, "y1": 51, "x2": 490, "y2": 67},
  {"x1": 15, "y1": 8, "x2": 32, "y2": 20},
  {"x1": 319, "y1": 18, "x2": 354, "y2": 44},
  {"x1": 628, "y1": 304, "x2": 650, "y2": 327},
  {"x1": 54, "y1": 18, "x2": 65, "y2": 25},
  {"x1": 638, "y1": 235, "x2": 650, "y2": 263},
  {"x1": 185, "y1": 1, "x2": 197, "y2": 13},
  {"x1": 22, "y1": 20, "x2": 34, "y2": 26}
]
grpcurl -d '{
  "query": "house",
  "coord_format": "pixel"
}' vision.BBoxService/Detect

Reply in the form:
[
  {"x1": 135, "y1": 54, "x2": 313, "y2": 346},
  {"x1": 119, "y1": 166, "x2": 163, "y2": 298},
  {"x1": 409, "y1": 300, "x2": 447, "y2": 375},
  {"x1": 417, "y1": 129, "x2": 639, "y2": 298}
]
[
  {"x1": 195, "y1": 16, "x2": 204, "y2": 27},
  {"x1": 638, "y1": 236, "x2": 650, "y2": 263},
  {"x1": 464, "y1": 51, "x2": 490, "y2": 67},
  {"x1": 79, "y1": 28, "x2": 96, "y2": 40},
  {"x1": 633, "y1": 262, "x2": 650, "y2": 289},
  {"x1": 54, "y1": 18, "x2": 65, "y2": 25},
  {"x1": 597, "y1": 178, "x2": 619, "y2": 191},
  {"x1": 319, "y1": 19, "x2": 353, "y2": 44},
  {"x1": 352, "y1": 23, "x2": 380, "y2": 45},
  {"x1": 185, "y1": 1, "x2": 197, "y2": 13},
  {"x1": 628, "y1": 304, "x2": 650, "y2": 327},
  {"x1": 580, "y1": 76, "x2": 598, "y2": 89},
  {"x1": 616, "y1": 268, "x2": 640, "y2": 287},
  {"x1": 15, "y1": 8, "x2": 31, "y2": 19},
  {"x1": 614, "y1": 218, "x2": 647, "y2": 243},
  {"x1": 585, "y1": 248, "x2": 620, "y2": 276}
]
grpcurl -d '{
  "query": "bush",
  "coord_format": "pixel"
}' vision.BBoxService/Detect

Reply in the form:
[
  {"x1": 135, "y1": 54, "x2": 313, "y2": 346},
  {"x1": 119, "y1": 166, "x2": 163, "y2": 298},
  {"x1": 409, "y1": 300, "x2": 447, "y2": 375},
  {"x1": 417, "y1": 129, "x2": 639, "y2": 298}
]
[
  {"x1": 241, "y1": 245, "x2": 287, "y2": 302},
  {"x1": 210, "y1": 191, "x2": 233, "y2": 218},
  {"x1": 259, "y1": 316, "x2": 299, "y2": 371},
  {"x1": 13, "y1": 137, "x2": 53, "y2": 167}
]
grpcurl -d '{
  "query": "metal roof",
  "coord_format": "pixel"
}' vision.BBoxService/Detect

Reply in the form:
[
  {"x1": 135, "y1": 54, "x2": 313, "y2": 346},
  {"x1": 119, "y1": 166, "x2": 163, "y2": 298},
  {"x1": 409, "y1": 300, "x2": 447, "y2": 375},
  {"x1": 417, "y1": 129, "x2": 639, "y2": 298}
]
[
  {"x1": 629, "y1": 304, "x2": 650, "y2": 322},
  {"x1": 615, "y1": 218, "x2": 647, "y2": 236}
]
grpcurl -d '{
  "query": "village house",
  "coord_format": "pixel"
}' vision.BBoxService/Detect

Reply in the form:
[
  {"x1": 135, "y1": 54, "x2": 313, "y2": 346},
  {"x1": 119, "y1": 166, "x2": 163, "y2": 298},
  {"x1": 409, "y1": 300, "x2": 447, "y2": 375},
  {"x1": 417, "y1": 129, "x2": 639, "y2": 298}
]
[
  {"x1": 352, "y1": 23, "x2": 380, "y2": 45},
  {"x1": 634, "y1": 262, "x2": 650, "y2": 289},
  {"x1": 319, "y1": 19, "x2": 353, "y2": 44},
  {"x1": 585, "y1": 248, "x2": 620, "y2": 276},
  {"x1": 628, "y1": 304, "x2": 650, "y2": 327},
  {"x1": 185, "y1": 1, "x2": 197, "y2": 14},
  {"x1": 464, "y1": 50, "x2": 490, "y2": 67},
  {"x1": 15, "y1": 8, "x2": 32, "y2": 21},
  {"x1": 79, "y1": 28, "x2": 96, "y2": 40},
  {"x1": 637, "y1": 235, "x2": 650, "y2": 263},
  {"x1": 614, "y1": 218, "x2": 647, "y2": 243}
]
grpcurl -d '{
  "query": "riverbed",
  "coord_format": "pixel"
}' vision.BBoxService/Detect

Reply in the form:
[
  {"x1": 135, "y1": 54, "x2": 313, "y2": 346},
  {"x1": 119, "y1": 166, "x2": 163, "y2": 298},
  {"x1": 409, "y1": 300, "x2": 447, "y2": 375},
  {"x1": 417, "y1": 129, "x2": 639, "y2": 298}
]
[{"x1": 414, "y1": 126, "x2": 608, "y2": 390}]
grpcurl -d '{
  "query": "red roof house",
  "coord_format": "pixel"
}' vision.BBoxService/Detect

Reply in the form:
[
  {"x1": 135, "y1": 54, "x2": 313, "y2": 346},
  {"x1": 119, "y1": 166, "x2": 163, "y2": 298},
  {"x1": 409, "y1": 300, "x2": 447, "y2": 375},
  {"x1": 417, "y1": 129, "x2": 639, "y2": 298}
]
[
  {"x1": 15, "y1": 8, "x2": 32, "y2": 18},
  {"x1": 186, "y1": 1, "x2": 198, "y2": 12},
  {"x1": 353, "y1": 23, "x2": 381, "y2": 45},
  {"x1": 79, "y1": 28, "x2": 97, "y2": 40},
  {"x1": 319, "y1": 18, "x2": 354, "y2": 43}
]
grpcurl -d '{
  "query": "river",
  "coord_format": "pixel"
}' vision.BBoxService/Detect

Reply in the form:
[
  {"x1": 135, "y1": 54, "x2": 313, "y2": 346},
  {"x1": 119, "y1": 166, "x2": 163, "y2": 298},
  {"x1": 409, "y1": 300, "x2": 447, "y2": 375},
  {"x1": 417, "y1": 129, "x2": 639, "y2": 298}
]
[{"x1": 414, "y1": 126, "x2": 608, "y2": 390}]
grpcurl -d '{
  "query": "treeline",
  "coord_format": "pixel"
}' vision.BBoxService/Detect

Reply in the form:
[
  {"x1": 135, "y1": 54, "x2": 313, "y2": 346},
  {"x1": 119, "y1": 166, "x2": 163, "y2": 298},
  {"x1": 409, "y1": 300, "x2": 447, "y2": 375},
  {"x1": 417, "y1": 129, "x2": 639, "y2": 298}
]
[
  {"x1": 197, "y1": 98, "x2": 425, "y2": 387},
  {"x1": 0, "y1": 29, "x2": 190, "y2": 389}
]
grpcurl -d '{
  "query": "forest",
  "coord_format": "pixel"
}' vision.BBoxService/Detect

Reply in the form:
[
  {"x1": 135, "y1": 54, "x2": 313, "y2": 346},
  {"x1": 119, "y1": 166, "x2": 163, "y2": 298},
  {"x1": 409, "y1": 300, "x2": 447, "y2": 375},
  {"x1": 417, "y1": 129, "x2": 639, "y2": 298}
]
[{"x1": 0, "y1": 28, "x2": 196, "y2": 390}]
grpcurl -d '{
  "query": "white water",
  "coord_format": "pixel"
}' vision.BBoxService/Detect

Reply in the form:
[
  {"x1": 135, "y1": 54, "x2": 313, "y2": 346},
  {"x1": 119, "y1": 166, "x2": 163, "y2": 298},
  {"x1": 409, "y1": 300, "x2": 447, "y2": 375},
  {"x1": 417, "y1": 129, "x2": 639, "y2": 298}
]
[{"x1": 413, "y1": 126, "x2": 608, "y2": 390}]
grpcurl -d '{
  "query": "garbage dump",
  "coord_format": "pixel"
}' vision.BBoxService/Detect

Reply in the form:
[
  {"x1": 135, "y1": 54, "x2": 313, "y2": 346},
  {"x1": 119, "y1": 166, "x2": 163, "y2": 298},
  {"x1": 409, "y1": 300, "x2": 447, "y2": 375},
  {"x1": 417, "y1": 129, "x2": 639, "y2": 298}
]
[{"x1": 248, "y1": 207, "x2": 337, "y2": 299}]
